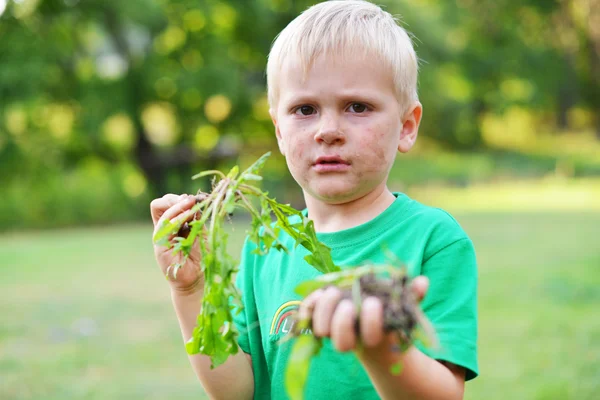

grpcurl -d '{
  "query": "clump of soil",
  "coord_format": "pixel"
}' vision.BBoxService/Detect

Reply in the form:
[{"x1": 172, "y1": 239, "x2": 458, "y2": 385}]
[{"x1": 345, "y1": 272, "x2": 422, "y2": 346}]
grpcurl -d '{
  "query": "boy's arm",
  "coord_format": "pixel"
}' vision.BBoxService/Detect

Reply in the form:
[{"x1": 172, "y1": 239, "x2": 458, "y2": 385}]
[
  {"x1": 151, "y1": 194, "x2": 254, "y2": 399},
  {"x1": 355, "y1": 235, "x2": 477, "y2": 399},
  {"x1": 359, "y1": 235, "x2": 478, "y2": 400},
  {"x1": 307, "y1": 278, "x2": 465, "y2": 400},
  {"x1": 171, "y1": 289, "x2": 254, "y2": 400},
  {"x1": 357, "y1": 342, "x2": 465, "y2": 400}
]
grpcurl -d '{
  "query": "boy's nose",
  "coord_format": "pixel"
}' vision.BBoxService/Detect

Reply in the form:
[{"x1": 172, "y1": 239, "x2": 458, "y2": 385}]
[{"x1": 314, "y1": 116, "x2": 345, "y2": 145}]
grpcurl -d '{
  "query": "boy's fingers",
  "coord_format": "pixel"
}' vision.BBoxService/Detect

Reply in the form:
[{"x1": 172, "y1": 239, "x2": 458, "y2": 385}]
[
  {"x1": 298, "y1": 289, "x2": 324, "y2": 322},
  {"x1": 171, "y1": 209, "x2": 197, "y2": 232},
  {"x1": 155, "y1": 196, "x2": 196, "y2": 229},
  {"x1": 411, "y1": 276, "x2": 429, "y2": 302},
  {"x1": 331, "y1": 299, "x2": 356, "y2": 352},
  {"x1": 150, "y1": 194, "x2": 187, "y2": 224},
  {"x1": 312, "y1": 286, "x2": 342, "y2": 338},
  {"x1": 359, "y1": 296, "x2": 384, "y2": 347}
]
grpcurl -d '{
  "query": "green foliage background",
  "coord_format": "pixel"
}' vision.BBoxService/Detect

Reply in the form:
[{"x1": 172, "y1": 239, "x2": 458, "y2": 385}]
[{"x1": 1, "y1": 0, "x2": 599, "y2": 230}]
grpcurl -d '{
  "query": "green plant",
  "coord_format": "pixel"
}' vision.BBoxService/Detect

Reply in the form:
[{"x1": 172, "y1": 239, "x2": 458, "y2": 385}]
[{"x1": 153, "y1": 152, "x2": 340, "y2": 368}]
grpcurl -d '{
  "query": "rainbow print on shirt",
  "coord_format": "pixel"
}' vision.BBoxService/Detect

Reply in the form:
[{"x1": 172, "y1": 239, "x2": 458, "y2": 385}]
[{"x1": 269, "y1": 300, "x2": 313, "y2": 335}]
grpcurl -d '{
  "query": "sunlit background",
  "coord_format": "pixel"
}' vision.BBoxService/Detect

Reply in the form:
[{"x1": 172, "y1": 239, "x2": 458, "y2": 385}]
[{"x1": 1, "y1": 0, "x2": 599, "y2": 399}]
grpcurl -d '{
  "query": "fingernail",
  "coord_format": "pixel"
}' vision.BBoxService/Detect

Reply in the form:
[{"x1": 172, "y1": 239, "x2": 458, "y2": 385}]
[{"x1": 362, "y1": 296, "x2": 378, "y2": 309}]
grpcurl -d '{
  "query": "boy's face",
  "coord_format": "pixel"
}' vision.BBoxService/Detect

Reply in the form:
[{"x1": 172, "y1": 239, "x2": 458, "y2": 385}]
[{"x1": 270, "y1": 53, "x2": 421, "y2": 204}]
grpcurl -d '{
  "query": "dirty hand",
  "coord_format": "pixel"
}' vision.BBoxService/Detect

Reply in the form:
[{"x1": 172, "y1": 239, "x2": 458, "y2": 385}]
[
  {"x1": 298, "y1": 276, "x2": 429, "y2": 352},
  {"x1": 150, "y1": 193, "x2": 203, "y2": 294}
]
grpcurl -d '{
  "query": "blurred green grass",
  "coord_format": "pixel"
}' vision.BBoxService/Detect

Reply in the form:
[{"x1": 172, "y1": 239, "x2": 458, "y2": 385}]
[{"x1": 1, "y1": 213, "x2": 599, "y2": 399}]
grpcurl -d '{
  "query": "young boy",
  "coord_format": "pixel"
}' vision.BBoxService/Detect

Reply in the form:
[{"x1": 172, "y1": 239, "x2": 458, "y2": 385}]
[{"x1": 150, "y1": 1, "x2": 478, "y2": 399}]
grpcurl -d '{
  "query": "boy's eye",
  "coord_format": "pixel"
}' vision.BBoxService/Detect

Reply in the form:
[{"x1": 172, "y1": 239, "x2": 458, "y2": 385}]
[
  {"x1": 349, "y1": 103, "x2": 367, "y2": 113},
  {"x1": 295, "y1": 105, "x2": 316, "y2": 116}
]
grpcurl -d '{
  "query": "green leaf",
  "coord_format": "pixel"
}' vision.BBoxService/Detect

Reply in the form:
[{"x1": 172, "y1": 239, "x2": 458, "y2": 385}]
[
  {"x1": 311, "y1": 268, "x2": 355, "y2": 283},
  {"x1": 303, "y1": 254, "x2": 328, "y2": 275},
  {"x1": 240, "y1": 151, "x2": 271, "y2": 177},
  {"x1": 226, "y1": 165, "x2": 240, "y2": 179},
  {"x1": 293, "y1": 280, "x2": 328, "y2": 297},
  {"x1": 242, "y1": 173, "x2": 262, "y2": 181},
  {"x1": 272, "y1": 201, "x2": 302, "y2": 217},
  {"x1": 191, "y1": 170, "x2": 226, "y2": 180},
  {"x1": 268, "y1": 199, "x2": 340, "y2": 275},
  {"x1": 285, "y1": 335, "x2": 323, "y2": 400},
  {"x1": 153, "y1": 219, "x2": 180, "y2": 244}
]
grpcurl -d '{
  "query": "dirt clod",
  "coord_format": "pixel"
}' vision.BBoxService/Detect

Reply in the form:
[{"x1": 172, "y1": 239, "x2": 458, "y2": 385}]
[{"x1": 342, "y1": 272, "x2": 420, "y2": 345}]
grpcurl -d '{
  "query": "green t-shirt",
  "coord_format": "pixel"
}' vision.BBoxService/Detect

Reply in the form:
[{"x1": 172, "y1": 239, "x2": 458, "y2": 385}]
[{"x1": 233, "y1": 192, "x2": 478, "y2": 399}]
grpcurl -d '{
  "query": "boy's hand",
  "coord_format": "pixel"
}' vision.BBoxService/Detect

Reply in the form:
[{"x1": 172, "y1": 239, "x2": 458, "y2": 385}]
[
  {"x1": 299, "y1": 276, "x2": 429, "y2": 353},
  {"x1": 150, "y1": 194, "x2": 203, "y2": 294}
]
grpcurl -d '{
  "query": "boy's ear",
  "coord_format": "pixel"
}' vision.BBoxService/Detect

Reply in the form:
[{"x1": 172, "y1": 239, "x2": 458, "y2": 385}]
[
  {"x1": 398, "y1": 101, "x2": 423, "y2": 153},
  {"x1": 270, "y1": 108, "x2": 286, "y2": 157}
]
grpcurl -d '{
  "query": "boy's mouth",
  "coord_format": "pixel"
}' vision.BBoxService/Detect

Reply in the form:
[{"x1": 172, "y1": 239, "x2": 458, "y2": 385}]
[
  {"x1": 313, "y1": 156, "x2": 350, "y2": 172},
  {"x1": 314, "y1": 156, "x2": 350, "y2": 166}
]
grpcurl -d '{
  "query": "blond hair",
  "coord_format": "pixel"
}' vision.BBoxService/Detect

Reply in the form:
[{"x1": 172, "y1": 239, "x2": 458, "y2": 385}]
[{"x1": 267, "y1": 0, "x2": 419, "y2": 112}]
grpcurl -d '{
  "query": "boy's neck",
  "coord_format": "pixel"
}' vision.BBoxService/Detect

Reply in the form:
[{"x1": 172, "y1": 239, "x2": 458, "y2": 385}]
[{"x1": 304, "y1": 186, "x2": 396, "y2": 233}]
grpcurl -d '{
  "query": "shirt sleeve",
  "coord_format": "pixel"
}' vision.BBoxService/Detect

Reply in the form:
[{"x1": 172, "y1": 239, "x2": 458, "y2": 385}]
[{"x1": 417, "y1": 237, "x2": 479, "y2": 381}]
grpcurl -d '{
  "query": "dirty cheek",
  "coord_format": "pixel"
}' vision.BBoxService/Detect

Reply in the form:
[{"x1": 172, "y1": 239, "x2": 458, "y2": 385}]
[
  {"x1": 283, "y1": 130, "x2": 301, "y2": 160},
  {"x1": 283, "y1": 133, "x2": 308, "y2": 183},
  {"x1": 360, "y1": 125, "x2": 391, "y2": 172},
  {"x1": 290, "y1": 144, "x2": 304, "y2": 169}
]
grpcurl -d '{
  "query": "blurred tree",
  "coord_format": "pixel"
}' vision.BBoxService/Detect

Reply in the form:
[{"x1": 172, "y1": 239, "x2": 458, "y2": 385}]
[
  {"x1": 0, "y1": 0, "x2": 307, "y2": 194},
  {"x1": 0, "y1": 0, "x2": 598, "y2": 229}
]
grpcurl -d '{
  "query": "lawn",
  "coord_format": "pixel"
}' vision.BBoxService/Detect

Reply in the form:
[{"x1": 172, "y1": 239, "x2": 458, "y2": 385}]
[{"x1": 1, "y1": 212, "x2": 599, "y2": 400}]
